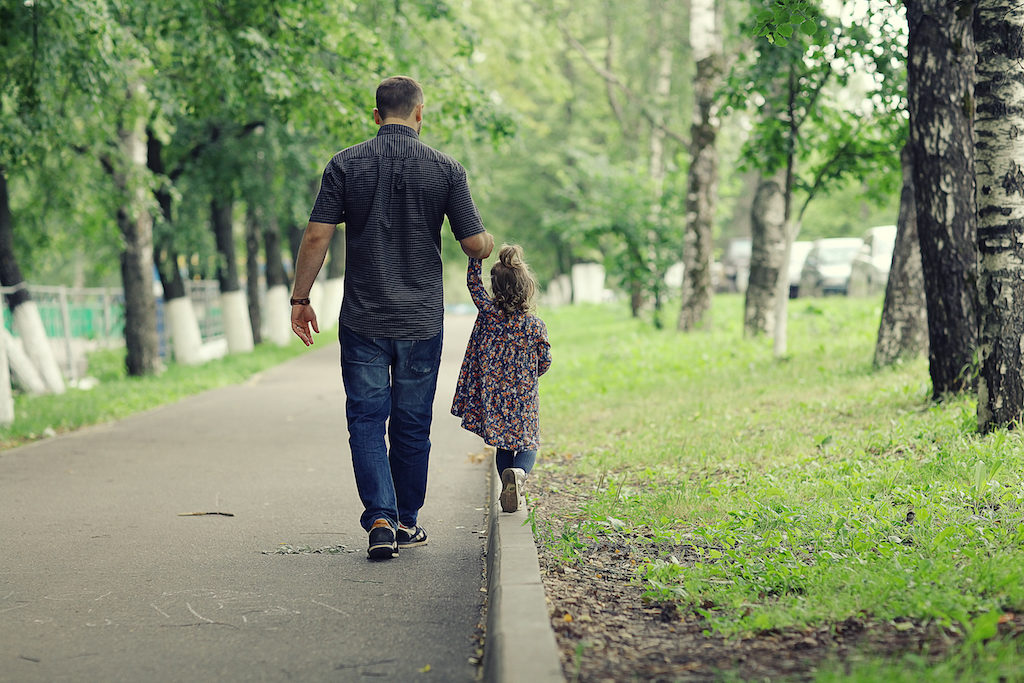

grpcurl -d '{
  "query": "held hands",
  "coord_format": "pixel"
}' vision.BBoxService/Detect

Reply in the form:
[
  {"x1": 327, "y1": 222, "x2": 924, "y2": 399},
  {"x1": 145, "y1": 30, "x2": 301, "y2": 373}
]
[
  {"x1": 479, "y1": 232, "x2": 495, "y2": 259},
  {"x1": 291, "y1": 304, "x2": 319, "y2": 346}
]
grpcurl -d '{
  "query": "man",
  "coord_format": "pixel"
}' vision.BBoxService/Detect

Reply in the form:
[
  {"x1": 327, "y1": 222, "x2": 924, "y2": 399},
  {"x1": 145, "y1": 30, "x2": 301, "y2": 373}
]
[{"x1": 290, "y1": 76, "x2": 494, "y2": 560}]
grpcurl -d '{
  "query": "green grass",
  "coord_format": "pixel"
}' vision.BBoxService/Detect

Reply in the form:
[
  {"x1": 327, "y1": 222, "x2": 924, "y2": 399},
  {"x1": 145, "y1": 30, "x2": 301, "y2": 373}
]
[
  {"x1": 536, "y1": 294, "x2": 1024, "y2": 679},
  {"x1": 0, "y1": 337, "x2": 314, "y2": 450}
]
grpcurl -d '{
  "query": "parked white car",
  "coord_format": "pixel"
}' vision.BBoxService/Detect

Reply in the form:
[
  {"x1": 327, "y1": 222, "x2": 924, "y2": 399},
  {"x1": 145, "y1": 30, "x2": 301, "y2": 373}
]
[
  {"x1": 798, "y1": 237, "x2": 864, "y2": 297},
  {"x1": 787, "y1": 241, "x2": 813, "y2": 298},
  {"x1": 848, "y1": 225, "x2": 898, "y2": 297}
]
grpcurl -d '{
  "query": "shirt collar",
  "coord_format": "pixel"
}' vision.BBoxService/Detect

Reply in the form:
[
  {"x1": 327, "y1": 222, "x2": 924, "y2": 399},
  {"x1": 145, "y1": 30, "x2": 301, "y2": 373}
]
[{"x1": 376, "y1": 124, "x2": 419, "y2": 140}]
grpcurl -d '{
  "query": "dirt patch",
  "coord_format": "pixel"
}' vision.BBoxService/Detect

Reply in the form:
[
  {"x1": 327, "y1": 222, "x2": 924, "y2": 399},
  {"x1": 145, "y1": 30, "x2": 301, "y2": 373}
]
[{"x1": 531, "y1": 468, "x2": 1024, "y2": 682}]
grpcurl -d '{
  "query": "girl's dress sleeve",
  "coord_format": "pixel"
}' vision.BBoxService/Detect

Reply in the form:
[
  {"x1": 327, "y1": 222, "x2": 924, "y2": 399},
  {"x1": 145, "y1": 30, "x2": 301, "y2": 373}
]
[
  {"x1": 467, "y1": 258, "x2": 497, "y2": 314},
  {"x1": 536, "y1": 321, "x2": 552, "y2": 376}
]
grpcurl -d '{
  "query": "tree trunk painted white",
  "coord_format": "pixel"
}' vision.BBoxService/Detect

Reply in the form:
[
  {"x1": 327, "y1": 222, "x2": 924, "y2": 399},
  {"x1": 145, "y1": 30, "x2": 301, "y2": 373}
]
[
  {"x1": 1, "y1": 327, "x2": 45, "y2": 395},
  {"x1": 543, "y1": 275, "x2": 572, "y2": 307},
  {"x1": 905, "y1": 0, "x2": 979, "y2": 397},
  {"x1": 12, "y1": 301, "x2": 64, "y2": 394},
  {"x1": 165, "y1": 297, "x2": 204, "y2": 365},
  {"x1": 571, "y1": 263, "x2": 606, "y2": 303},
  {"x1": 975, "y1": 0, "x2": 1024, "y2": 431},
  {"x1": 319, "y1": 277, "x2": 345, "y2": 330},
  {"x1": 263, "y1": 284, "x2": 292, "y2": 346},
  {"x1": 678, "y1": 0, "x2": 722, "y2": 332},
  {"x1": 0, "y1": 172, "x2": 61, "y2": 393},
  {"x1": 0, "y1": 328, "x2": 11, "y2": 426},
  {"x1": 220, "y1": 290, "x2": 254, "y2": 354}
]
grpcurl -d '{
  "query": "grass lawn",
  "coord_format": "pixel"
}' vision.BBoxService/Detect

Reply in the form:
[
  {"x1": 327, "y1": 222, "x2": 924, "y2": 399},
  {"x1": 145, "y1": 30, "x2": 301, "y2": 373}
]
[{"x1": 535, "y1": 294, "x2": 1024, "y2": 681}]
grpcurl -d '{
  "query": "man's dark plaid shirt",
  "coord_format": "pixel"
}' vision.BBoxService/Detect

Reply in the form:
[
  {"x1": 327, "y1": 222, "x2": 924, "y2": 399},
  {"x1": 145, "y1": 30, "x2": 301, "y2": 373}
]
[{"x1": 309, "y1": 124, "x2": 485, "y2": 340}]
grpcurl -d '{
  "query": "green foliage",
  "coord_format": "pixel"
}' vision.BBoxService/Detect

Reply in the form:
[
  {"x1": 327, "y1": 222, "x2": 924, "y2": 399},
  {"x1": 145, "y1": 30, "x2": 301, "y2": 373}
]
[
  {"x1": 537, "y1": 295, "x2": 1024, "y2": 661},
  {"x1": 724, "y1": 0, "x2": 907, "y2": 221},
  {"x1": 546, "y1": 152, "x2": 684, "y2": 307},
  {"x1": 750, "y1": 0, "x2": 831, "y2": 47}
]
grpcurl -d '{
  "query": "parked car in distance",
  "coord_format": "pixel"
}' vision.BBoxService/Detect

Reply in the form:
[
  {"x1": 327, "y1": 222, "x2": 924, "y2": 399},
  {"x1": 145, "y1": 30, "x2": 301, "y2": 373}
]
[
  {"x1": 847, "y1": 224, "x2": 898, "y2": 297},
  {"x1": 798, "y1": 237, "x2": 864, "y2": 297},
  {"x1": 720, "y1": 237, "x2": 752, "y2": 293},
  {"x1": 787, "y1": 241, "x2": 813, "y2": 298}
]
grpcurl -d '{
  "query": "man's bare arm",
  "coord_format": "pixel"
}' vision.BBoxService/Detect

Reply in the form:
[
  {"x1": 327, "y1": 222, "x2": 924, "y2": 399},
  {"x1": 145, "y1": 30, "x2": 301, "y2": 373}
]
[
  {"x1": 460, "y1": 231, "x2": 495, "y2": 259},
  {"x1": 290, "y1": 221, "x2": 336, "y2": 345}
]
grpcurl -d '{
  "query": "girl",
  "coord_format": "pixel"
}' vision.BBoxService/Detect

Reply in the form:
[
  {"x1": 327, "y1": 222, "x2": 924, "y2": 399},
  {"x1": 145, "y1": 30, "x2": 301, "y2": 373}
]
[{"x1": 452, "y1": 245, "x2": 551, "y2": 512}]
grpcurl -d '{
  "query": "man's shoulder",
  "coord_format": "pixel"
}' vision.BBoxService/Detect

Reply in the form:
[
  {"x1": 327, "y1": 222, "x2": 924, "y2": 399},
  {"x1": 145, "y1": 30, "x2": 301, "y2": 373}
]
[
  {"x1": 331, "y1": 134, "x2": 464, "y2": 170},
  {"x1": 401, "y1": 138, "x2": 466, "y2": 173}
]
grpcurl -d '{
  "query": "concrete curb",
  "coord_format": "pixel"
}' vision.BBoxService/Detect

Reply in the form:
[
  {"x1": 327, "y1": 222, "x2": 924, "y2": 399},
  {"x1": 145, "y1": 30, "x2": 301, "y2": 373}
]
[{"x1": 482, "y1": 467, "x2": 565, "y2": 683}]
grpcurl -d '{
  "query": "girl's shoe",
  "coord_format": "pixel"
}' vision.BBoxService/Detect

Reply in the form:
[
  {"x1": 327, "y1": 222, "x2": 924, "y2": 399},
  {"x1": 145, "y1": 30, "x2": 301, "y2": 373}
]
[{"x1": 500, "y1": 468, "x2": 527, "y2": 513}]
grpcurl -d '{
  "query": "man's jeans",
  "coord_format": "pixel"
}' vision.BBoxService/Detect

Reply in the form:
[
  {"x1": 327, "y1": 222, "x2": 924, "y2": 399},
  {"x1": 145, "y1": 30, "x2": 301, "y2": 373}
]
[{"x1": 339, "y1": 325, "x2": 442, "y2": 531}]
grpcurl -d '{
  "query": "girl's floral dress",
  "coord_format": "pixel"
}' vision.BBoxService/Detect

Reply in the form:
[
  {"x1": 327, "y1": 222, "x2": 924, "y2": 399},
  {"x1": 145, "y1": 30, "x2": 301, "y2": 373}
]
[{"x1": 451, "y1": 258, "x2": 551, "y2": 450}]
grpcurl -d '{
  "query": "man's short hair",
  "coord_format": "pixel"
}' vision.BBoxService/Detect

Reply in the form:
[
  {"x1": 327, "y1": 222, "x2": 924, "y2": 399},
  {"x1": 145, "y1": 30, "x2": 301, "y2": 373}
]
[{"x1": 376, "y1": 76, "x2": 424, "y2": 120}]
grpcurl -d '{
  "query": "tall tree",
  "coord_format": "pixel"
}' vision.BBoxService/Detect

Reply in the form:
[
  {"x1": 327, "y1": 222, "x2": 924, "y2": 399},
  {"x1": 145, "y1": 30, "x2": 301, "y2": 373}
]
[
  {"x1": 975, "y1": 0, "x2": 1024, "y2": 431},
  {"x1": 730, "y1": 0, "x2": 906, "y2": 352},
  {"x1": 677, "y1": 0, "x2": 723, "y2": 332},
  {"x1": 905, "y1": 0, "x2": 979, "y2": 398},
  {"x1": 746, "y1": 172, "x2": 787, "y2": 337},
  {"x1": 103, "y1": 72, "x2": 160, "y2": 376},
  {"x1": 875, "y1": 144, "x2": 928, "y2": 367},
  {"x1": 0, "y1": 0, "x2": 129, "y2": 389}
]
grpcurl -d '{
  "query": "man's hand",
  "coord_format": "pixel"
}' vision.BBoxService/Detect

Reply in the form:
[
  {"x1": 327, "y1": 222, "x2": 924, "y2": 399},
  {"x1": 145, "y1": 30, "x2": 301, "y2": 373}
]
[
  {"x1": 460, "y1": 231, "x2": 494, "y2": 259},
  {"x1": 291, "y1": 304, "x2": 320, "y2": 346}
]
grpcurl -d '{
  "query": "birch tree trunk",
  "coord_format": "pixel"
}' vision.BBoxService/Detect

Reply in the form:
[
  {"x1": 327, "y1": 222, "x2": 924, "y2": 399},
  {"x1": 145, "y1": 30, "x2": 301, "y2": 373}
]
[
  {"x1": 905, "y1": 0, "x2": 979, "y2": 398},
  {"x1": 975, "y1": 0, "x2": 1024, "y2": 431},
  {"x1": 744, "y1": 173, "x2": 786, "y2": 337},
  {"x1": 319, "y1": 227, "x2": 346, "y2": 330},
  {"x1": 148, "y1": 134, "x2": 204, "y2": 365},
  {"x1": 646, "y1": 1, "x2": 674, "y2": 327},
  {"x1": 213, "y1": 198, "x2": 254, "y2": 354},
  {"x1": 771, "y1": 220, "x2": 799, "y2": 357},
  {"x1": 112, "y1": 79, "x2": 160, "y2": 377},
  {"x1": 875, "y1": 144, "x2": 929, "y2": 367},
  {"x1": 263, "y1": 214, "x2": 291, "y2": 347},
  {"x1": 678, "y1": 0, "x2": 721, "y2": 332},
  {"x1": 245, "y1": 206, "x2": 263, "y2": 346}
]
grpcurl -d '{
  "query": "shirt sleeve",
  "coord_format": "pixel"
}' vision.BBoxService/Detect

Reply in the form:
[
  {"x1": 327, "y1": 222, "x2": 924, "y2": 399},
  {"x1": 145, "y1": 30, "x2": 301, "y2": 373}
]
[
  {"x1": 446, "y1": 165, "x2": 485, "y2": 241},
  {"x1": 467, "y1": 258, "x2": 496, "y2": 314},
  {"x1": 308, "y1": 161, "x2": 345, "y2": 225}
]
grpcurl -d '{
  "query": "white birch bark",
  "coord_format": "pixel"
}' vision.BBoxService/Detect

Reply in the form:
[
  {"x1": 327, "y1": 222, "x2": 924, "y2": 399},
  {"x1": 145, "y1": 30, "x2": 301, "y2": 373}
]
[
  {"x1": 745, "y1": 174, "x2": 786, "y2": 337},
  {"x1": 975, "y1": 0, "x2": 1024, "y2": 430},
  {"x1": 677, "y1": 0, "x2": 722, "y2": 332},
  {"x1": 772, "y1": 221, "x2": 800, "y2": 357}
]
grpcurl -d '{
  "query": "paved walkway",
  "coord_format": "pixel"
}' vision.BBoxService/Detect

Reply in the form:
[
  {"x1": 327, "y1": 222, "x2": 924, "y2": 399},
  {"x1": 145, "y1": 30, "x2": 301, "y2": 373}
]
[{"x1": 1, "y1": 315, "x2": 501, "y2": 682}]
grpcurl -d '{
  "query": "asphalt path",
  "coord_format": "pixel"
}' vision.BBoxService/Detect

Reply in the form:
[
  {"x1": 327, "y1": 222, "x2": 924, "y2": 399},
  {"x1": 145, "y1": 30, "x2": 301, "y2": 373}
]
[{"x1": 0, "y1": 314, "x2": 489, "y2": 682}]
